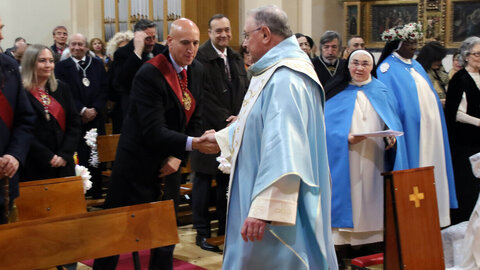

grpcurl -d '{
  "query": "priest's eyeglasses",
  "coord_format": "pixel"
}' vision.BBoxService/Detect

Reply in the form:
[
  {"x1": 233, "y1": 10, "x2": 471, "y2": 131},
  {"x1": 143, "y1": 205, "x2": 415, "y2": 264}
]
[
  {"x1": 468, "y1": 51, "x2": 480, "y2": 57},
  {"x1": 243, "y1": 27, "x2": 262, "y2": 40}
]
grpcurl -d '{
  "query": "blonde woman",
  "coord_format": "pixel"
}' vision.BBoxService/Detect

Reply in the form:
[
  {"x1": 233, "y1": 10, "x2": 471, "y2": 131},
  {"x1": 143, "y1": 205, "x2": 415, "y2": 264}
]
[{"x1": 20, "y1": 44, "x2": 80, "y2": 181}]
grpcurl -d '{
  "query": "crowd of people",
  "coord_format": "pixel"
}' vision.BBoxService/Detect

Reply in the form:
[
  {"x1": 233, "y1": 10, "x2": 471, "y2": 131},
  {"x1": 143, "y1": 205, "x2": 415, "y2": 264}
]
[{"x1": 0, "y1": 4, "x2": 479, "y2": 270}]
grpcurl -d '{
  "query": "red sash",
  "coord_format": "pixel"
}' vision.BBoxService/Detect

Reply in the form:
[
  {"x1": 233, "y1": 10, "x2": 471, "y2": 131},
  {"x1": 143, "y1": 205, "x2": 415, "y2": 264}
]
[
  {"x1": 0, "y1": 88, "x2": 14, "y2": 130},
  {"x1": 30, "y1": 88, "x2": 66, "y2": 132},
  {"x1": 148, "y1": 54, "x2": 196, "y2": 126}
]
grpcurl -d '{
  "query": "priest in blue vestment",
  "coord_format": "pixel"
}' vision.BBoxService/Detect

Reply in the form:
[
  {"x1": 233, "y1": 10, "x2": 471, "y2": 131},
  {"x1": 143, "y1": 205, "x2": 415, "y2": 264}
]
[
  {"x1": 376, "y1": 23, "x2": 458, "y2": 227},
  {"x1": 207, "y1": 5, "x2": 337, "y2": 270}
]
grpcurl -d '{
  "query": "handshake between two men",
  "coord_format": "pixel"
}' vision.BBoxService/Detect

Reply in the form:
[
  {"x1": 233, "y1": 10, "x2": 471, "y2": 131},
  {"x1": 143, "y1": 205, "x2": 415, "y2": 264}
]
[
  {"x1": 158, "y1": 130, "x2": 219, "y2": 178},
  {"x1": 192, "y1": 129, "x2": 219, "y2": 154}
]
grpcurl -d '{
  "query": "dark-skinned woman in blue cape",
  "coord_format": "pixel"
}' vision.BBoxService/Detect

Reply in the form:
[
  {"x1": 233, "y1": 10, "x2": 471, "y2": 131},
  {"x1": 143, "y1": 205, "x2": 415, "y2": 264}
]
[{"x1": 324, "y1": 49, "x2": 408, "y2": 263}]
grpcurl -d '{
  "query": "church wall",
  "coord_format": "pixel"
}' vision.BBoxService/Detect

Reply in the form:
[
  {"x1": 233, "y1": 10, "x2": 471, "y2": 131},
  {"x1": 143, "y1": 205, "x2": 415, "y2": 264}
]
[
  {"x1": 0, "y1": 0, "x2": 453, "y2": 70},
  {"x1": 311, "y1": 0, "x2": 344, "y2": 55},
  {"x1": 0, "y1": 0, "x2": 102, "y2": 49},
  {"x1": 0, "y1": 0, "x2": 72, "y2": 48}
]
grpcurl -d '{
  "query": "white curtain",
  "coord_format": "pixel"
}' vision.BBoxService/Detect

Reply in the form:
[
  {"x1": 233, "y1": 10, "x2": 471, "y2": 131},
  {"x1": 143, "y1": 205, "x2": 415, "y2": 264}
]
[
  {"x1": 119, "y1": 0, "x2": 128, "y2": 31},
  {"x1": 153, "y1": 0, "x2": 164, "y2": 41},
  {"x1": 104, "y1": 0, "x2": 115, "y2": 41}
]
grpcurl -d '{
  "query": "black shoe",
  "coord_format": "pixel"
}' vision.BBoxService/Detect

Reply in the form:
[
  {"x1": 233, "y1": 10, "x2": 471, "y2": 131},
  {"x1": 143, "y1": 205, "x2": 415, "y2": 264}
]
[{"x1": 196, "y1": 236, "x2": 221, "y2": 252}]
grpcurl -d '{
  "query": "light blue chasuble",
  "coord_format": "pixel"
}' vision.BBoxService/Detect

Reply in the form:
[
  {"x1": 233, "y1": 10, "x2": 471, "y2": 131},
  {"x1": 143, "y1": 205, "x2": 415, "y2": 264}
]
[
  {"x1": 221, "y1": 36, "x2": 337, "y2": 269},
  {"x1": 376, "y1": 54, "x2": 458, "y2": 209}
]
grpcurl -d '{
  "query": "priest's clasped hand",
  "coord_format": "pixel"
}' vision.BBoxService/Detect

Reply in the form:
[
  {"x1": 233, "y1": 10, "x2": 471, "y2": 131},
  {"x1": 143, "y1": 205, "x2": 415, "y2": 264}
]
[{"x1": 192, "y1": 130, "x2": 220, "y2": 154}]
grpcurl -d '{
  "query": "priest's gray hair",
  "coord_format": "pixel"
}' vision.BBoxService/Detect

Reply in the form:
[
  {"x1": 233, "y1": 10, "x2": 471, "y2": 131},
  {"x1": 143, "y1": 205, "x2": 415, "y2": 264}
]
[
  {"x1": 248, "y1": 5, "x2": 292, "y2": 38},
  {"x1": 459, "y1": 36, "x2": 480, "y2": 67}
]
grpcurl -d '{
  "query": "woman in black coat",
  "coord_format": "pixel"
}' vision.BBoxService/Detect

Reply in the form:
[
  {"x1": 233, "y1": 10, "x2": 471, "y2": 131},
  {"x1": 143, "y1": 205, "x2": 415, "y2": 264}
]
[
  {"x1": 445, "y1": 36, "x2": 480, "y2": 224},
  {"x1": 20, "y1": 44, "x2": 81, "y2": 181}
]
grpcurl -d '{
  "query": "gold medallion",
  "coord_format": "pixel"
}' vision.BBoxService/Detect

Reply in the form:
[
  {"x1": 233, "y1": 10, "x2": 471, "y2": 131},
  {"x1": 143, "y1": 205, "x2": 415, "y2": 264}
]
[{"x1": 183, "y1": 92, "x2": 192, "y2": 111}]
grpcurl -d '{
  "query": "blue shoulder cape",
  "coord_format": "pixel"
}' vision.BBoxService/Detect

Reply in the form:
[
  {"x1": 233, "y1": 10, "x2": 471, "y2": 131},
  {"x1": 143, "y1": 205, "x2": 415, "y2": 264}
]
[{"x1": 376, "y1": 54, "x2": 458, "y2": 208}]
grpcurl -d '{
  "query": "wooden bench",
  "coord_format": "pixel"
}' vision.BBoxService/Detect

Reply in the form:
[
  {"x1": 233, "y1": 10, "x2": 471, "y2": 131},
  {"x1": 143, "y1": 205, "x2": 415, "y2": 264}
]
[
  {"x1": 2, "y1": 176, "x2": 179, "y2": 270},
  {"x1": 16, "y1": 176, "x2": 86, "y2": 221},
  {"x1": 97, "y1": 134, "x2": 120, "y2": 178}
]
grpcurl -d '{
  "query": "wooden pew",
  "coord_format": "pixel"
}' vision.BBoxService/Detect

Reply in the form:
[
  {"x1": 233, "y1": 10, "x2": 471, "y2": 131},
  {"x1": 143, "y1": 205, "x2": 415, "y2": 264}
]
[
  {"x1": 0, "y1": 201, "x2": 178, "y2": 270},
  {"x1": 2, "y1": 176, "x2": 179, "y2": 270},
  {"x1": 97, "y1": 134, "x2": 120, "y2": 178},
  {"x1": 16, "y1": 176, "x2": 86, "y2": 221}
]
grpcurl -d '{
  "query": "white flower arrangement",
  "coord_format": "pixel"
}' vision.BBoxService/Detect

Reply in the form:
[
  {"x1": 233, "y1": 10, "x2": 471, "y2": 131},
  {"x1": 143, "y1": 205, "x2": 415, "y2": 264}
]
[
  {"x1": 75, "y1": 164, "x2": 92, "y2": 194},
  {"x1": 381, "y1": 22, "x2": 424, "y2": 42},
  {"x1": 84, "y1": 128, "x2": 99, "y2": 168}
]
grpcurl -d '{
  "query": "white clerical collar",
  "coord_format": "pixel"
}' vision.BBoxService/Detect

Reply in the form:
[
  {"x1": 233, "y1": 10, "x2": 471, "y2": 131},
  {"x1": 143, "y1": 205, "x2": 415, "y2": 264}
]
[
  {"x1": 211, "y1": 40, "x2": 227, "y2": 56},
  {"x1": 169, "y1": 53, "x2": 187, "y2": 73},
  {"x1": 393, "y1": 52, "x2": 412, "y2": 65},
  {"x1": 71, "y1": 55, "x2": 87, "y2": 64},
  {"x1": 350, "y1": 76, "x2": 372, "y2": 87}
]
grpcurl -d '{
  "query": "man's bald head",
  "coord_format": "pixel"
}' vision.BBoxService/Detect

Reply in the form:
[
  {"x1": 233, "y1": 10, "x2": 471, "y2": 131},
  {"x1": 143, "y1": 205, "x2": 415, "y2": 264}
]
[
  {"x1": 169, "y1": 18, "x2": 200, "y2": 37},
  {"x1": 167, "y1": 18, "x2": 200, "y2": 66}
]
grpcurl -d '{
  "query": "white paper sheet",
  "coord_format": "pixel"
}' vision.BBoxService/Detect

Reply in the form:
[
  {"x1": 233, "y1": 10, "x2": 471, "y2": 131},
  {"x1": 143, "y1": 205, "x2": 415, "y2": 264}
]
[{"x1": 351, "y1": 129, "x2": 404, "y2": 137}]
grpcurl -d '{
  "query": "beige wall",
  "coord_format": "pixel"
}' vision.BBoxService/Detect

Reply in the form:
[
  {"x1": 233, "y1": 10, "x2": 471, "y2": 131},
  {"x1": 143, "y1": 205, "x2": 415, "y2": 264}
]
[
  {"x1": 311, "y1": 0, "x2": 344, "y2": 54},
  {"x1": 0, "y1": 0, "x2": 102, "y2": 49}
]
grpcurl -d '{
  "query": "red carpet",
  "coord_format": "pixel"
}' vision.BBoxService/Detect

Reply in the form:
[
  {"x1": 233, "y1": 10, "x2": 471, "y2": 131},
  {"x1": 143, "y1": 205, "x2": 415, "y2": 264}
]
[{"x1": 81, "y1": 250, "x2": 206, "y2": 270}]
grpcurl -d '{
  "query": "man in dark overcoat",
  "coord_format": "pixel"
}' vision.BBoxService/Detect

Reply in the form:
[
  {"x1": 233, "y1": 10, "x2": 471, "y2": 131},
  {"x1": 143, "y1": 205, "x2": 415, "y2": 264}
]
[
  {"x1": 93, "y1": 18, "x2": 218, "y2": 270},
  {"x1": 55, "y1": 33, "x2": 108, "y2": 199},
  {"x1": 110, "y1": 19, "x2": 165, "y2": 132},
  {"x1": 190, "y1": 14, "x2": 249, "y2": 251},
  {"x1": 0, "y1": 17, "x2": 35, "y2": 224}
]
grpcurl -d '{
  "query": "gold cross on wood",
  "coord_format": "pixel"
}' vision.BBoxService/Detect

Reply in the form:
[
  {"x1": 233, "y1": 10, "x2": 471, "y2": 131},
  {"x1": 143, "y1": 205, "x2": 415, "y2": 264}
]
[{"x1": 409, "y1": 186, "x2": 425, "y2": 208}]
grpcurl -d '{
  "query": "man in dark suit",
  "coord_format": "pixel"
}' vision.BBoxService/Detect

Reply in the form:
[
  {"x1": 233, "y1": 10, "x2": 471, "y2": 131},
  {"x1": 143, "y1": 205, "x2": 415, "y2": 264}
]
[
  {"x1": 93, "y1": 18, "x2": 218, "y2": 270},
  {"x1": 190, "y1": 14, "x2": 248, "y2": 252},
  {"x1": 0, "y1": 17, "x2": 35, "y2": 224},
  {"x1": 110, "y1": 19, "x2": 165, "y2": 132},
  {"x1": 312, "y1": 30, "x2": 345, "y2": 87},
  {"x1": 55, "y1": 33, "x2": 108, "y2": 199},
  {"x1": 4, "y1": 37, "x2": 27, "y2": 66}
]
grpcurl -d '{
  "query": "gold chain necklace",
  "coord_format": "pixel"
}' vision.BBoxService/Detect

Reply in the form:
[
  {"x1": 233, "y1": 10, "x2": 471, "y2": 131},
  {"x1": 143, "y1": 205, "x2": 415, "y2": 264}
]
[{"x1": 177, "y1": 73, "x2": 192, "y2": 111}]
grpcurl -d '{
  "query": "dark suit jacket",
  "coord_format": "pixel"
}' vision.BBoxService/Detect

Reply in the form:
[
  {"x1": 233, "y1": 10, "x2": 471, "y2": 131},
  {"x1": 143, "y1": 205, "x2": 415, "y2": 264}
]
[
  {"x1": 54, "y1": 56, "x2": 108, "y2": 133},
  {"x1": 50, "y1": 44, "x2": 65, "y2": 63},
  {"x1": 112, "y1": 41, "x2": 165, "y2": 97},
  {"x1": 190, "y1": 41, "x2": 249, "y2": 174},
  {"x1": 105, "y1": 49, "x2": 204, "y2": 207},
  {"x1": 111, "y1": 41, "x2": 165, "y2": 117},
  {"x1": 21, "y1": 80, "x2": 81, "y2": 181},
  {"x1": 0, "y1": 54, "x2": 35, "y2": 201},
  {"x1": 312, "y1": 56, "x2": 346, "y2": 87}
]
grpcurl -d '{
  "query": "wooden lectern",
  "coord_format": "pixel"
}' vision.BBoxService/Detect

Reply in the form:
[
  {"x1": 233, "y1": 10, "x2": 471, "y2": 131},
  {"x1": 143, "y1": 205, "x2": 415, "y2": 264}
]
[{"x1": 383, "y1": 166, "x2": 445, "y2": 269}]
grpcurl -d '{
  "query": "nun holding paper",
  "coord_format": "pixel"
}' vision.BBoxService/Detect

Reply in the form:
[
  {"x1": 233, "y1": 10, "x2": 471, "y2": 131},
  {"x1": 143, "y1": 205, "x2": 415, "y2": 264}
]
[{"x1": 324, "y1": 49, "x2": 408, "y2": 248}]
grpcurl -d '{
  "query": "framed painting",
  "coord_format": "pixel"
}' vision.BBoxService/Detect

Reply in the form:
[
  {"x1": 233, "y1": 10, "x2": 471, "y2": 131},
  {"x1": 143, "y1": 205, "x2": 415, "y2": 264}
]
[
  {"x1": 344, "y1": 1, "x2": 361, "y2": 41},
  {"x1": 365, "y1": 0, "x2": 422, "y2": 48},
  {"x1": 446, "y1": 0, "x2": 480, "y2": 48}
]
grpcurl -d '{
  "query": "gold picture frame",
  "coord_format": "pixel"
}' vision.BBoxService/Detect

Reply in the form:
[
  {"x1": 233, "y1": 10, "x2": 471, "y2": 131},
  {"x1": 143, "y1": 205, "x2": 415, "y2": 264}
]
[
  {"x1": 365, "y1": 0, "x2": 423, "y2": 48},
  {"x1": 424, "y1": 1, "x2": 446, "y2": 44},
  {"x1": 344, "y1": 1, "x2": 362, "y2": 41},
  {"x1": 446, "y1": 0, "x2": 480, "y2": 48}
]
